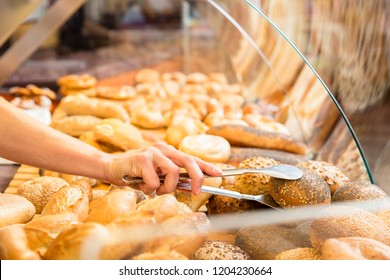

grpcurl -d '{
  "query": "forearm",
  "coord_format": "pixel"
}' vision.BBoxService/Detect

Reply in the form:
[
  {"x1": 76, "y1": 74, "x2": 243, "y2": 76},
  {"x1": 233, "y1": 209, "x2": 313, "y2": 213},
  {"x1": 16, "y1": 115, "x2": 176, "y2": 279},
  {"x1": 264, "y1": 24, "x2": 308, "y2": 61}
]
[{"x1": 0, "y1": 98, "x2": 110, "y2": 181}]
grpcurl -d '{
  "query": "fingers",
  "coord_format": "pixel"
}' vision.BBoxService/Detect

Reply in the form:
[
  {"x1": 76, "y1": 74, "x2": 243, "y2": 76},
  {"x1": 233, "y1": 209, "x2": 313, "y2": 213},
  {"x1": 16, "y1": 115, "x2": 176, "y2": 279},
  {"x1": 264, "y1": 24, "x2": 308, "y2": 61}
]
[{"x1": 153, "y1": 143, "x2": 221, "y2": 195}]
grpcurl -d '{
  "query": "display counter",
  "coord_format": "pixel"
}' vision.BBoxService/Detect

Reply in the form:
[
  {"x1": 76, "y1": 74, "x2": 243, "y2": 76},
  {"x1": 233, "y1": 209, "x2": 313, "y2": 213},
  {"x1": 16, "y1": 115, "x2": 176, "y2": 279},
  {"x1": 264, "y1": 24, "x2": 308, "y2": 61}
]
[{"x1": 0, "y1": 0, "x2": 389, "y2": 260}]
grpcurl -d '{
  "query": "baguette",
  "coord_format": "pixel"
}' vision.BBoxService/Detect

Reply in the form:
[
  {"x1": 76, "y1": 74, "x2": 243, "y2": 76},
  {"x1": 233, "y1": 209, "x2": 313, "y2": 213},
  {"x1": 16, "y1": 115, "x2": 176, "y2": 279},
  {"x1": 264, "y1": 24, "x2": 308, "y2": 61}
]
[{"x1": 207, "y1": 124, "x2": 309, "y2": 155}]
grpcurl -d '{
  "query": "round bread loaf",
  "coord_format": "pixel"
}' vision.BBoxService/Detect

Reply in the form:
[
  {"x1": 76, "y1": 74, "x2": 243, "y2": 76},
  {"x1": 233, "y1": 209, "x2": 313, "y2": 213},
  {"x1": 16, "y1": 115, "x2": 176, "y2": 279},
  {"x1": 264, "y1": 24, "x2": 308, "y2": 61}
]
[
  {"x1": 0, "y1": 193, "x2": 36, "y2": 228},
  {"x1": 269, "y1": 167, "x2": 331, "y2": 208},
  {"x1": 193, "y1": 240, "x2": 249, "y2": 260},
  {"x1": 297, "y1": 160, "x2": 349, "y2": 194},
  {"x1": 235, "y1": 225, "x2": 307, "y2": 260},
  {"x1": 274, "y1": 247, "x2": 321, "y2": 260},
  {"x1": 0, "y1": 224, "x2": 41, "y2": 260},
  {"x1": 321, "y1": 237, "x2": 390, "y2": 260},
  {"x1": 179, "y1": 134, "x2": 231, "y2": 163},
  {"x1": 310, "y1": 206, "x2": 390, "y2": 249},
  {"x1": 17, "y1": 176, "x2": 69, "y2": 214},
  {"x1": 234, "y1": 156, "x2": 279, "y2": 195},
  {"x1": 332, "y1": 181, "x2": 388, "y2": 202}
]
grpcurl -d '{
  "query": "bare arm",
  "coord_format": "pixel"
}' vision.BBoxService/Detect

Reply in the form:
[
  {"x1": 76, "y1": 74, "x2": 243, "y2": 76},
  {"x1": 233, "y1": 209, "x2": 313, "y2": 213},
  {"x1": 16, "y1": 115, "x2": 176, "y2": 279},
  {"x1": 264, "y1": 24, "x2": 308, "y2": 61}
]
[{"x1": 0, "y1": 98, "x2": 221, "y2": 194}]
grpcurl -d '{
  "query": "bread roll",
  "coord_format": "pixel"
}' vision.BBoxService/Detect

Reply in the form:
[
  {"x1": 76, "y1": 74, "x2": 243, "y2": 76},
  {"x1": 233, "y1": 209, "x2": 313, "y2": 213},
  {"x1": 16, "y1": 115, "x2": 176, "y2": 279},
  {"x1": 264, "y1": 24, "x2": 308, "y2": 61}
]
[
  {"x1": 321, "y1": 237, "x2": 390, "y2": 260},
  {"x1": 207, "y1": 124, "x2": 309, "y2": 155},
  {"x1": 132, "y1": 246, "x2": 188, "y2": 260},
  {"x1": 41, "y1": 186, "x2": 89, "y2": 221},
  {"x1": 332, "y1": 181, "x2": 388, "y2": 202},
  {"x1": 193, "y1": 240, "x2": 249, "y2": 260},
  {"x1": 57, "y1": 74, "x2": 97, "y2": 89},
  {"x1": 24, "y1": 213, "x2": 79, "y2": 254},
  {"x1": 44, "y1": 222, "x2": 110, "y2": 260},
  {"x1": 87, "y1": 187, "x2": 137, "y2": 224},
  {"x1": 130, "y1": 105, "x2": 165, "y2": 129},
  {"x1": 0, "y1": 193, "x2": 36, "y2": 228},
  {"x1": 374, "y1": 209, "x2": 390, "y2": 228},
  {"x1": 269, "y1": 167, "x2": 331, "y2": 208},
  {"x1": 60, "y1": 94, "x2": 130, "y2": 122},
  {"x1": 0, "y1": 224, "x2": 41, "y2": 260},
  {"x1": 179, "y1": 134, "x2": 231, "y2": 163},
  {"x1": 274, "y1": 247, "x2": 321, "y2": 260},
  {"x1": 136, "y1": 194, "x2": 192, "y2": 222},
  {"x1": 50, "y1": 115, "x2": 102, "y2": 137},
  {"x1": 235, "y1": 225, "x2": 306, "y2": 260},
  {"x1": 17, "y1": 176, "x2": 69, "y2": 214},
  {"x1": 96, "y1": 86, "x2": 136, "y2": 100},
  {"x1": 144, "y1": 214, "x2": 207, "y2": 258},
  {"x1": 297, "y1": 160, "x2": 350, "y2": 194},
  {"x1": 93, "y1": 118, "x2": 145, "y2": 150},
  {"x1": 310, "y1": 206, "x2": 390, "y2": 249},
  {"x1": 134, "y1": 68, "x2": 160, "y2": 84},
  {"x1": 165, "y1": 116, "x2": 208, "y2": 148}
]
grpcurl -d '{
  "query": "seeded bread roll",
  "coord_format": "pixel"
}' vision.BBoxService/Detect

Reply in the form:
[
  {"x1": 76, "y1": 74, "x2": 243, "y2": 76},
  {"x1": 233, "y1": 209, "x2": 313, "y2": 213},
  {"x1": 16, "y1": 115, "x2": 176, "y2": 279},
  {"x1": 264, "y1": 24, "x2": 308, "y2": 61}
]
[
  {"x1": 321, "y1": 237, "x2": 390, "y2": 260},
  {"x1": 235, "y1": 225, "x2": 307, "y2": 260},
  {"x1": 310, "y1": 206, "x2": 390, "y2": 249},
  {"x1": 274, "y1": 247, "x2": 321, "y2": 260},
  {"x1": 207, "y1": 185, "x2": 265, "y2": 214},
  {"x1": 297, "y1": 160, "x2": 349, "y2": 194},
  {"x1": 234, "y1": 156, "x2": 279, "y2": 195},
  {"x1": 193, "y1": 240, "x2": 250, "y2": 260},
  {"x1": 17, "y1": 176, "x2": 69, "y2": 214},
  {"x1": 332, "y1": 181, "x2": 388, "y2": 202},
  {"x1": 0, "y1": 194, "x2": 36, "y2": 228},
  {"x1": 269, "y1": 167, "x2": 331, "y2": 208}
]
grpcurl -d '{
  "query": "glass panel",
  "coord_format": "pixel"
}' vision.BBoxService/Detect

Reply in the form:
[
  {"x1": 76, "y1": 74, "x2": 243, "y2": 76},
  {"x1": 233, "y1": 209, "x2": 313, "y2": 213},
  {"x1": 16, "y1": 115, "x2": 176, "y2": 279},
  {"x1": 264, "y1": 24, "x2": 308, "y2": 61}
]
[{"x1": 194, "y1": 0, "x2": 372, "y2": 184}]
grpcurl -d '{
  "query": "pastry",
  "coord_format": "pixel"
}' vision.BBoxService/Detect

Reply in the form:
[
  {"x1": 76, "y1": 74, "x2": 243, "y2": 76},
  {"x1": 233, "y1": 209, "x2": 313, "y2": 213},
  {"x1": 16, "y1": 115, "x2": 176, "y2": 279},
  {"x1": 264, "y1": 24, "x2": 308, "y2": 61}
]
[
  {"x1": 57, "y1": 74, "x2": 97, "y2": 89},
  {"x1": 134, "y1": 68, "x2": 160, "y2": 84}
]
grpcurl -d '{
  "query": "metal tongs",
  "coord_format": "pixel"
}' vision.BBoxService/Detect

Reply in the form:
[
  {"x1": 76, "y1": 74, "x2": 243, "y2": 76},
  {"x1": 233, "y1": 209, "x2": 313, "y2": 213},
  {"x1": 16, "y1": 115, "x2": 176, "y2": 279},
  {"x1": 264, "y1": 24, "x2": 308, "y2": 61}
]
[{"x1": 122, "y1": 164, "x2": 303, "y2": 211}]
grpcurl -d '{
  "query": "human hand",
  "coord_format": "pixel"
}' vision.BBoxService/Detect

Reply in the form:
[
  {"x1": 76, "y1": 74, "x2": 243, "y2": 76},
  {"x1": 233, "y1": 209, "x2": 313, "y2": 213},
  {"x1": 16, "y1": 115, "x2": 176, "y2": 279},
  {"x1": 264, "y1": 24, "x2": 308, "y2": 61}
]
[{"x1": 104, "y1": 143, "x2": 222, "y2": 195}]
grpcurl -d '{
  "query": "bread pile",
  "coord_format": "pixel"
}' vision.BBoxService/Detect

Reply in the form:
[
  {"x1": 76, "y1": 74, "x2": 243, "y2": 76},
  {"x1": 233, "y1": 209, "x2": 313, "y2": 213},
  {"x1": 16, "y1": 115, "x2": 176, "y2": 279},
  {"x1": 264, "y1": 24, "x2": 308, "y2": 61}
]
[
  {"x1": 1, "y1": 177, "x2": 211, "y2": 260},
  {"x1": 3, "y1": 69, "x2": 388, "y2": 260},
  {"x1": 49, "y1": 69, "x2": 310, "y2": 160}
]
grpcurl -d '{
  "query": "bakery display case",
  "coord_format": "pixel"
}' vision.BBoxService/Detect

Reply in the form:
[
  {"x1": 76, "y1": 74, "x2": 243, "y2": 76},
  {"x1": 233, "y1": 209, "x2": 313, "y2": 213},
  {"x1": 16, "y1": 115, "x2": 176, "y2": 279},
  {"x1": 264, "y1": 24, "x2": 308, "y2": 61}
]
[{"x1": 0, "y1": 0, "x2": 389, "y2": 260}]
